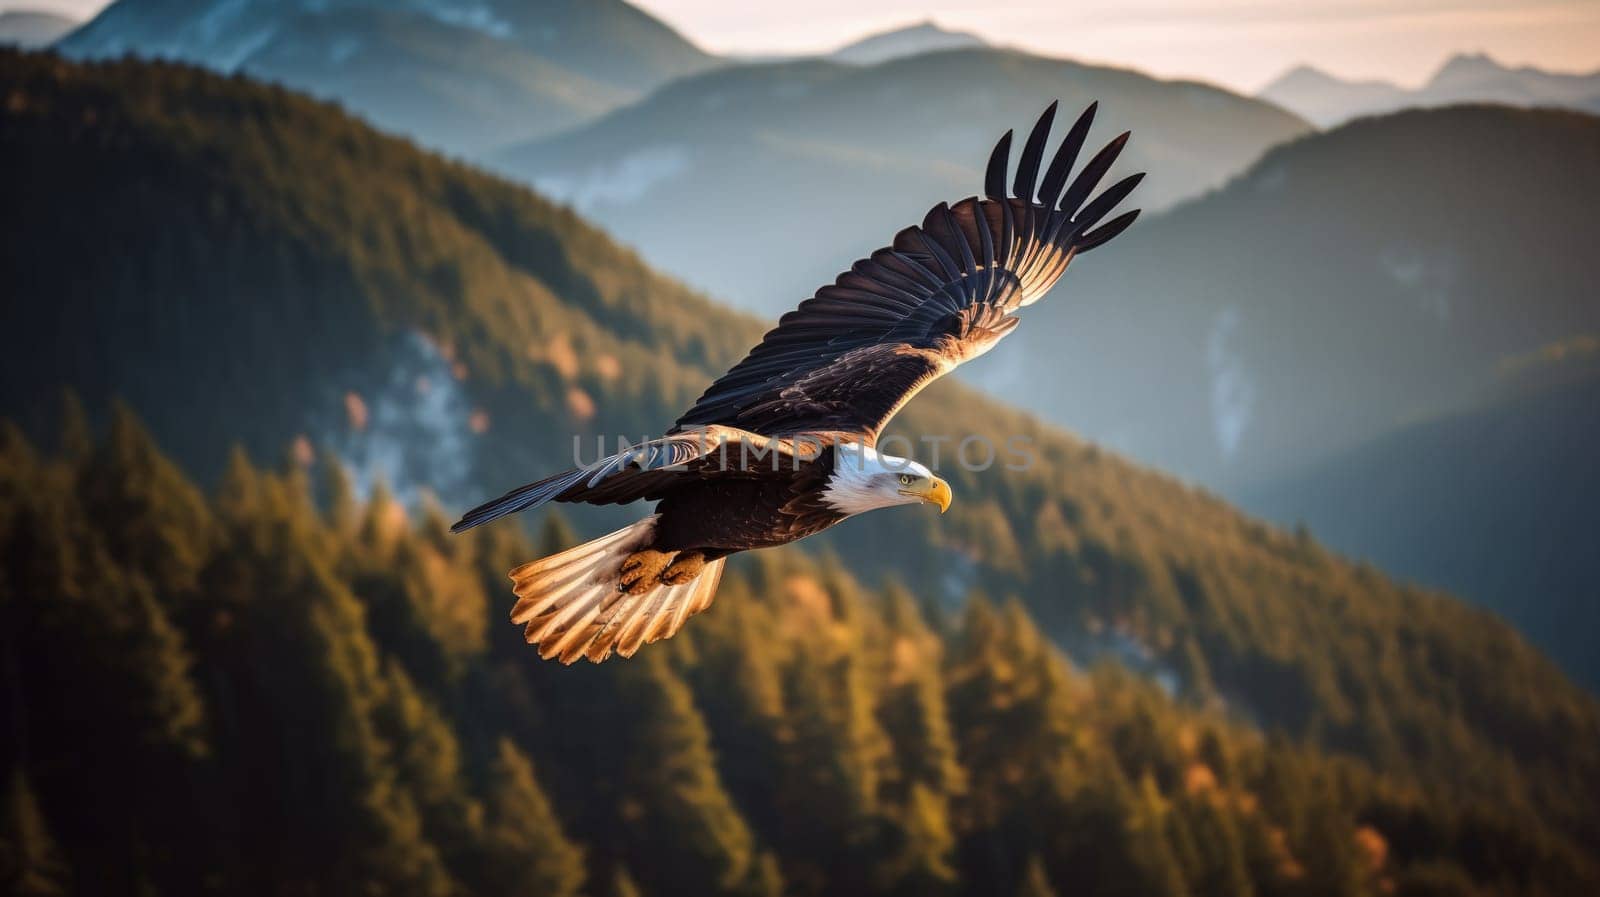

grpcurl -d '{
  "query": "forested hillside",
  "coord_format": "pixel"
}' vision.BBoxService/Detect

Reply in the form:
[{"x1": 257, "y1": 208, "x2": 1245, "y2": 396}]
[
  {"x1": 2, "y1": 49, "x2": 1598, "y2": 894},
  {"x1": 2, "y1": 415, "x2": 1594, "y2": 896},
  {"x1": 1239, "y1": 349, "x2": 1600, "y2": 689}
]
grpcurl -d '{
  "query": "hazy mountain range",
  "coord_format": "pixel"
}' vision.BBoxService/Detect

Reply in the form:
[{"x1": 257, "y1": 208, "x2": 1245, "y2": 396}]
[
  {"x1": 1261, "y1": 52, "x2": 1600, "y2": 126},
  {"x1": 495, "y1": 47, "x2": 1310, "y2": 314},
  {"x1": 0, "y1": 9, "x2": 77, "y2": 47},
  {"x1": 56, "y1": 0, "x2": 718, "y2": 153},
  {"x1": 990, "y1": 104, "x2": 1600, "y2": 487}
]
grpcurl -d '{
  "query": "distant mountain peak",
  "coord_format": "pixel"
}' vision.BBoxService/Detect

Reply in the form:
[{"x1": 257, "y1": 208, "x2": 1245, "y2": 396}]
[
  {"x1": 1260, "y1": 50, "x2": 1600, "y2": 126},
  {"x1": 1428, "y1": 51, "x2": 1508, "y2": 87},
  {"x1": 1261, "y1": 63, "x2": 1396, "y2": 94},
  {"x1": 828, "y1": 19, "x2": 986, "y2": 65},
  {"x1": 1265, "y1": 64, "x2": 1336, "y2": 88}
]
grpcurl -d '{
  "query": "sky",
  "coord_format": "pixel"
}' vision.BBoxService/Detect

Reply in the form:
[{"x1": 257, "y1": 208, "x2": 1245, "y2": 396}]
[{"x1": 9, "y1": 0, "x2": 1600, "y2": 93}]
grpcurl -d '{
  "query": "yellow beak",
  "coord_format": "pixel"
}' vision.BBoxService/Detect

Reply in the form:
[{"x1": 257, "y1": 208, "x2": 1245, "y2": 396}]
[{"x1": 903, "y1": 476, "x2": 953, "y2": 514}]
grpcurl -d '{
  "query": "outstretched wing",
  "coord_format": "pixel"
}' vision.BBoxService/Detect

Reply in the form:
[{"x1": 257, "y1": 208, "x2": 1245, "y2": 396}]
[{"x1": 671, "y1": 101, "x2": 1142, "y2": 442}]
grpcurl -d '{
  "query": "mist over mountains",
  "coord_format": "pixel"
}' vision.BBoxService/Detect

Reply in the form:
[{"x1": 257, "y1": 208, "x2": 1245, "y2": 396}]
[
  {"x1": 495, "y1": 47, "x2": 1309, "y2": 314},
  {"x1": 1261, "y1": 52, "x2": 1600, "y2": 126}
]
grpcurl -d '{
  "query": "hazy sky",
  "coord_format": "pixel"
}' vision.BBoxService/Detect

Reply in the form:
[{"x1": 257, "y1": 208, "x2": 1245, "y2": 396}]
[{"x1": 10, "y1": 0, "x2": 1600, "y2": 92}]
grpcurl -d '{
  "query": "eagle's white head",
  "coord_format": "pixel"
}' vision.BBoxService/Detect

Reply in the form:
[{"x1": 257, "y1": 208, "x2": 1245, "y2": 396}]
[{"x1": 821, "y1": 442, "x2": 952, "y2": 517}]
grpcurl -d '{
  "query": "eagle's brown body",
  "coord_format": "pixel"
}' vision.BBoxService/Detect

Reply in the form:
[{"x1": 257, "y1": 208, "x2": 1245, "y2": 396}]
[
  {"x1": 652, "y1": 447, "x2": 844, "y2": 554},
  {"x1": 453, "y1": 101, "x2": 1143, "y2": 663}
]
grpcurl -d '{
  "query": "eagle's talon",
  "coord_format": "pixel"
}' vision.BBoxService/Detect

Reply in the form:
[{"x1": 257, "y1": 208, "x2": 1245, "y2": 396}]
[
  {"x1": 618, "y1": 549, "x2": 673, "y2": 594},
  {"x1": 661, "y1": 551, "x2": 707, "y2": 585}
]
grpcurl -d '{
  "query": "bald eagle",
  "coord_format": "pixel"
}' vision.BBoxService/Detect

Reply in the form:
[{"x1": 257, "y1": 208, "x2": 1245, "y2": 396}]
[{"x1": 452, "y1": 102, "x2": 1141, "y2": 663}]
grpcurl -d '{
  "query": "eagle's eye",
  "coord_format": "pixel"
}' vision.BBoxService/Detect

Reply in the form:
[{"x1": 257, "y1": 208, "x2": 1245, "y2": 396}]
[{"x1": 898, "y1": 474, "x2": 913, "y2": 486}]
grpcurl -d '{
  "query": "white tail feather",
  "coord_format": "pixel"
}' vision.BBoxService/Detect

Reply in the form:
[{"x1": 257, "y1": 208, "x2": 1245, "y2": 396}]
[{"x1": 507, "y1": 515, "x2": 727, "y2": 664}]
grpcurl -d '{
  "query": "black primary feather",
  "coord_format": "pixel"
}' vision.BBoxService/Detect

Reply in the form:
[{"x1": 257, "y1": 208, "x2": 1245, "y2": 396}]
[
  {"x1": 1012, "y1": 100, "x2": 1057, "y2": 202},
  {"x1": 1039, "y1": 101, "x2": 1096, "y2": 208},
  {"x1": 1075, "y1": 172, "x2": 1145, "y2": 232},
  {"x1": 1059, "y1": 130, "x2": 1130, "y2": 218},
  {"x1": 1078, "y1": 209, "x2": 1141, "y2": 252},
  {"x1": 984, "y1": 130, "x2": 1013, "y2": 200}
]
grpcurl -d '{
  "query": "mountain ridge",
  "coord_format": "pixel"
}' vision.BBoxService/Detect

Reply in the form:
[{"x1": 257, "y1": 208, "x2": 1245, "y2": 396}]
[
  {"x1": 496, "y1": 45, "x2": 1311, "y2": 314},
  {"x1": 55, "y1": 0, "x2": 719, "y2": 152}
]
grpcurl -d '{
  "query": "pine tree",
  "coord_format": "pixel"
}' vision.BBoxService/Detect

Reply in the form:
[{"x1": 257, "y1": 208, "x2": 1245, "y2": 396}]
[
  {"x1": 776, "y1": 651, "x2": 890, "y2": 895},
  {"x1": 678, "y1": 574, "x2": 788, "y2": 840},
  {"x1": 613, "y1": 651, "x2": 770, "y2": 897},
  {"x1": 375, "y1": 661, "x2": 478, "y2": 864},
  {"x1": 874, "y1": 586, "x2": 963, "y2": 897},
  {"x1": 296, "y1": 554, "x2": 456, "y2": 896},
  {"x1": 399, "y1": 504, "x2": 488, "y2": 676},
  {"x1": 0, "y1": 768, "x2": 70, "y2": 897},
  {"x1": 0, "y1": 422, "x2": 39, "y2": 575},
  {"x1": 946, "y1": 597, "x2": 1079, "y2": 828},
  {"x1": 474, "y1": 738, "x2": 586, "y2": 897},
  {"x1": 319, "y1": 451, "x2": 360, "y2": 536},
  {"x1": 214, "y1": 445, "x2": 267, "y2": 529},
  {"x1": 1293, "y1": 777, "x2": 1365, "y2": 897},
  {"x1": 607, "y1": 867, "x2": 644, "y2": 897},
  {"x1": 1171, "y1": 795, "x2": 1253, "y2": 897},
  {"x1": 1123, "y1": 774, "x2": 1190, "y2": 897},
  {"x1": 2, "y1": 446, "x2": 210, "y2": 893},
  {"x1": 10, "y1": 506, "x2": 208, "y2": 763},
  {"x1": 357, "y1": 479, "x2": 406, "y2": 559},
  {"x1": 878, "y1": 586, "x2": 965, "y2": 802},
  {"x1": 878, "y1": 782, "x2": 958, "y2": 897},
  {"x1": 77, "y1": 404, "x2": 215, "y2": 597},
  {"x1": 203, "y1": 457, "x2": 455, "y2": 896},
  {"x1": 1016, "y1": 855, "x2": 1059, "y2": 897},
  {"x1": 472, "y1": 519, "x2": 538, "y2": 664}
]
